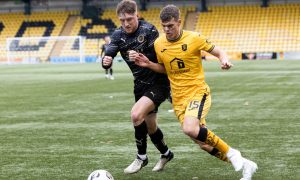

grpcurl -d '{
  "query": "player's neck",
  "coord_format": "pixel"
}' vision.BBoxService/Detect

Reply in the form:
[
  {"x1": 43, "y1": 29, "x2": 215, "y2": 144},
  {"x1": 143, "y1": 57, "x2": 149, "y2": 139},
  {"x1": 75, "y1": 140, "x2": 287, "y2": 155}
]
[{"x1": 167, "y1": 29, "x2": 183, "y2": 42}]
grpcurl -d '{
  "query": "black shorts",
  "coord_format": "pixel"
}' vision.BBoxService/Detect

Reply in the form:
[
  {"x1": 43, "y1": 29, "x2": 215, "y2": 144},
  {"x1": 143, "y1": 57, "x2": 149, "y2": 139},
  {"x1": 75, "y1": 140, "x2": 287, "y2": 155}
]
[{"x1": 134, "y1": 83, "x2": 170, "y2": 113}]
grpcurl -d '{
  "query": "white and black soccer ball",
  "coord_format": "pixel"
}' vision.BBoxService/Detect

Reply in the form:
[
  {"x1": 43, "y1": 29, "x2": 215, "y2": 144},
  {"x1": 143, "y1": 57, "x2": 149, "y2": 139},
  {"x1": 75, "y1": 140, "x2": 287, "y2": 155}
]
[{"x1": 87, "y1": 169, "x2": 114, "y2": 180}]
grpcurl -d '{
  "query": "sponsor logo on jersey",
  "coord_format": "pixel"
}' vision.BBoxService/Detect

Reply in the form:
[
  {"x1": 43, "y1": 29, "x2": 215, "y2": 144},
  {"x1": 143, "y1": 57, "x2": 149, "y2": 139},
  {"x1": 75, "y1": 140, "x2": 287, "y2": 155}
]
[{"x1": 169, "y1": 57, "x2": 190, "y2": 74}]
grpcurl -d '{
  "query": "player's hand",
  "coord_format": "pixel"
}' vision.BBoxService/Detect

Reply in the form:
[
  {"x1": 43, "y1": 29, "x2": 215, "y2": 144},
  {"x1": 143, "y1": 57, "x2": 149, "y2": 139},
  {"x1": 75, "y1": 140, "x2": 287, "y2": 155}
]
[
  {"x1": 102, "y1": 56, "x2": 112, "y2": 66},
  {"x1": 221, "y1": 60, "x2": 233, "y2": 70},
  {"x1": 134, "y1": 53, "x2": 151, "y2": 67},
  {"x1": 128, "y1": 50, "x2": 139, "y2": 61}
]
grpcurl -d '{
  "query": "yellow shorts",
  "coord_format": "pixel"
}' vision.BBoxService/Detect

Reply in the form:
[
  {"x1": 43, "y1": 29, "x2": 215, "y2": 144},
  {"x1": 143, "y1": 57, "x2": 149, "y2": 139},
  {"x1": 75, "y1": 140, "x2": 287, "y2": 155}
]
[{"x1": 174, "y1": 90, "x2": 211, "y2": 126}]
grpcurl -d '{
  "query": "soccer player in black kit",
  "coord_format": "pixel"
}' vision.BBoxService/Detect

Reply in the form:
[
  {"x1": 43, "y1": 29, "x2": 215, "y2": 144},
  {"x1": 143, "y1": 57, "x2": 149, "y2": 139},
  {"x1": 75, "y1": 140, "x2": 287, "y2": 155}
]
[
  {"x1": 100, "y1": 35, "x2": 114, "y2": 80},
  {"x1": 102, "y1": 0, "x2": 173, "y2": 174}
]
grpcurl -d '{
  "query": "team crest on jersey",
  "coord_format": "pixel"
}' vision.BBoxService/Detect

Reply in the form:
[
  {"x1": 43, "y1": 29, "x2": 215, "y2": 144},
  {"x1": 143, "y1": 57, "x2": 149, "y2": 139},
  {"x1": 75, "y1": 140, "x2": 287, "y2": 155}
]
[
  {"x1": 182, "y1": 44, "x2": 187, "y2": 51},
  {"x1": 137, "y1": 35, "x2": 145, "y2": 43}
]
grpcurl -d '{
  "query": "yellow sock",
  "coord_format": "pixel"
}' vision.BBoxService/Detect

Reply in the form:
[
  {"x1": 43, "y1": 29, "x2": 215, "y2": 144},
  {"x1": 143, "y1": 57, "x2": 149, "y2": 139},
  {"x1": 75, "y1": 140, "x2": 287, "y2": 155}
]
[
  {"x1": 205, "y1": 129, "x2": 229, "y2": 155},
  {"x1": 214, "y1": 151, "x2": 229, "y2": 162},
  {"x1": 209, "y1": 147, "x2": 229, "y2": 162}
]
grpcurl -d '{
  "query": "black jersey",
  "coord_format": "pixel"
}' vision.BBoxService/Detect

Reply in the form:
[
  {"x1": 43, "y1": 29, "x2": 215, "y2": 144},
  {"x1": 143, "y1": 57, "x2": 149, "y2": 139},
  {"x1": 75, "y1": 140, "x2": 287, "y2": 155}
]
[{"x1": 105, "y1": 20, "x2": 169, "y2": 86}]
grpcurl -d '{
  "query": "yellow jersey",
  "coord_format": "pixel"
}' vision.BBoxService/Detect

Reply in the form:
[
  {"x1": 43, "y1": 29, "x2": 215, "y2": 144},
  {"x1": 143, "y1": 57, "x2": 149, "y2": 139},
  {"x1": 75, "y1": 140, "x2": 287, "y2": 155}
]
[{"x1": 154, "y1": 30, "x2": 215, "y2": 106}]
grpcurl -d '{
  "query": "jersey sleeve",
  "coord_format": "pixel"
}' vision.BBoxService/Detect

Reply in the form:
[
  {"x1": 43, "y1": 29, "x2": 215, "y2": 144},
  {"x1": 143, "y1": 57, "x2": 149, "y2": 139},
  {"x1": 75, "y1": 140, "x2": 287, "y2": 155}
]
[
  {"x1": 104, "y1": 32, "x2": 119, "y2": 58},
  {"x1": 100, "y1": 44, "x2": 105, "y2": 58},
  {"x1": 154, "y1": 40, "x2": 163, "y2": 64},
  {"x1": 196, "y1": 34, "x2": 215, "y2": 53},
  {"x1": 143, "y1": 23, "x2": 159, "y2": 63},
  {"x1": 147, "y1": 25, "x2": 159, "y2": 49}
]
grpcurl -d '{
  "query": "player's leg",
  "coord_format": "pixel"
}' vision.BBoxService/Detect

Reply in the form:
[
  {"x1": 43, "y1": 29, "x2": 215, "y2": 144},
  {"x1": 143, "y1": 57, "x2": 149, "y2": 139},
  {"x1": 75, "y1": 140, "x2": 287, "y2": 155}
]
[
  {"x1": 143, "y1": 85, "x2": 174, "y2": 171},
  {"x1": 105, "y1": 69, "x2": 109, "y2": 79},
  {"x1": 167, "y1": 91, "x2": 174, "y2": 112},
  {"x1": 194, "y1": 94, "x2": 257, "y2": 178},
  {"x1": 124, "y1": 84, "x2": 173, "y2": 174},
  {"x1": 175, "y1": 101, "x2": 222, "y2": 160},
  {"x1": 193, "y1": 139, "x2": 229, "y2": 162},
  {"x1": 109, "y1": 68, "x2": 114, "y2": 80},
  {"x1": 109, "y1": 68, "x2": 113, "y2": 76},
  {"x1": 144, "y1": 112, "x2": 174, "y2": 172},
  {"x1": 124, "y1": 96, "x2": 154, "y2": 174},
  {"x1": 146, "y1": 114, "x2": 169, "y2": 155},
  {"x1": 182, "y1": 92, "x2": 228, "y2": 162},
  {"x1": 194, "y1": 122, "x2": 229, "y2": 162},
  {"x1": 182, "y1": 93, "x2": 244, "y2": 172},
  {"x1": 183, "y1": 115, "x2": 245, "y2": 171}
]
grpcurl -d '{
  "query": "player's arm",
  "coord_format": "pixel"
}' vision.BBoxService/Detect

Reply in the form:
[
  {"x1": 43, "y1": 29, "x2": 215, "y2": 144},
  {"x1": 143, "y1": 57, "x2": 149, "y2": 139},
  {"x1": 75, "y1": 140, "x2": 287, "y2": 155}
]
[
  {"x1": 130, "y1": 52, "x2": 166, "y2": 73},
  {"x1": 102, "y1": 33, "x2": 119, "y2": 69},
  {"x1": 100, "y1": 45, "x2": 105, "y2": 58},
  {"x1": 209, "y1": 46, "x2": 233, "y2": 70}
]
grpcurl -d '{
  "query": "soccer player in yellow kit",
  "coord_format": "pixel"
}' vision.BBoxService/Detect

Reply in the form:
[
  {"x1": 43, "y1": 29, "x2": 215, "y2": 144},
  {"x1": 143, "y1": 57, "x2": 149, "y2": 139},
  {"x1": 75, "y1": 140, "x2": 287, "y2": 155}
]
[{"x1": 131, "y1": 4, "x2": 257, "y2": 180}]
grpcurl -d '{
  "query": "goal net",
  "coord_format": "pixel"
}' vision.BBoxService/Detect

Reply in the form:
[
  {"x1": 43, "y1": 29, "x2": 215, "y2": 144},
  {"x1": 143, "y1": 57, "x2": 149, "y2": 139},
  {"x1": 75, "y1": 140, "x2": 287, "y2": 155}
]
[{"x1": 6, "y1": 36, "x2": 85, "y2": 64}]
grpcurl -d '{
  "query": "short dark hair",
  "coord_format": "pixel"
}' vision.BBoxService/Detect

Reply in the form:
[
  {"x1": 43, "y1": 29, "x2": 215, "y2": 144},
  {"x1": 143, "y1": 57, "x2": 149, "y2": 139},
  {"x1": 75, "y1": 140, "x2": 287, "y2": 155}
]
[
  {"x1": 160, "y1": 4, "x2": 180, "y2": 22},
  {"x1": 116, "y1": 0, "x2": 137, "y2": 16}
]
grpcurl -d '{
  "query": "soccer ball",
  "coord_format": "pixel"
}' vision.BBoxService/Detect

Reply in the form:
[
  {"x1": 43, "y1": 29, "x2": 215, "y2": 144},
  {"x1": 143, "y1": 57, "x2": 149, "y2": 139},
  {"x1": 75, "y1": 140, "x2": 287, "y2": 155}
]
[{"x1": 87, "y1": 170, "x2": 114, "y2": 180}]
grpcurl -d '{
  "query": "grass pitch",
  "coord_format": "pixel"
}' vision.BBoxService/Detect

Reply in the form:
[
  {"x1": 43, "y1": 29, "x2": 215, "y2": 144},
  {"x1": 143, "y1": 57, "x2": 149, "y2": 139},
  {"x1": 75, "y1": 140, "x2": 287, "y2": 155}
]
[{"x1": 0, "y1": 60, "x2": 299, "y2": 180}]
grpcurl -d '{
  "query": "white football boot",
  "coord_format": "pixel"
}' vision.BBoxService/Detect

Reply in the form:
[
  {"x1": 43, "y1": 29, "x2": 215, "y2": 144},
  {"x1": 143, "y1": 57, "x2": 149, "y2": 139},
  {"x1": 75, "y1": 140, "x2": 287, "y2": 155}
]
[
  {"x1": 240, "y1": 157, "x2": 258, "y2": 180},
  {"x1": 124, "y1": 156, "x2": 148, "y2": 174},
  {"x1": 152, "y1": 151, "x2": 174, "y2": 172},
  {"x1": 227, "y1": 148, "x2": 244, "y2": 172}
]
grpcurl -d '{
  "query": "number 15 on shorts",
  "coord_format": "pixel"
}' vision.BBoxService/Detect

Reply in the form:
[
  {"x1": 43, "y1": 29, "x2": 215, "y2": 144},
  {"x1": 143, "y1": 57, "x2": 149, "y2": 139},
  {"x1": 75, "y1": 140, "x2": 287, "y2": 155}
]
[{"x1": 187, "y1": 100, "x2": 201, "y2": 111}]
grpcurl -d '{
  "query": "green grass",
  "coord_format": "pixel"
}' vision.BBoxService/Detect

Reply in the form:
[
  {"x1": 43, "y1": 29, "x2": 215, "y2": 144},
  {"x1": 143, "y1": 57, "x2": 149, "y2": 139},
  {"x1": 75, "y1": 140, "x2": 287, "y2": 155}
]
[{"x1": 0, "y1": 60, "x2": 299, "y2": 180}]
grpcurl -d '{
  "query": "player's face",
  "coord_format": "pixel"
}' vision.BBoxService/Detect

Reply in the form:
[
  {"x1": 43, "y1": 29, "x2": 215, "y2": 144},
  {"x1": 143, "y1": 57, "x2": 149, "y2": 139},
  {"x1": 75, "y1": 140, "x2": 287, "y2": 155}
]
[
  {"x1": 118, "y1": 13, "x2": 139, "y2": 34},
  {"x1": 104, "y1": 36, "x2": 111, "y2": 44},
  {"x1": 161, "y1": 18, "x2": 181, "y2": 40}
]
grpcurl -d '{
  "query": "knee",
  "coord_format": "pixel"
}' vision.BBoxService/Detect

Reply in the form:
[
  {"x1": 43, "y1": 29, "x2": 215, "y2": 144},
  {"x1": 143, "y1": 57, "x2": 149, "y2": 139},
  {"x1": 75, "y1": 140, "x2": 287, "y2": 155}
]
[
  {"x1": 182, "y1": 124, "x2": 198, "y2": 138},
  {"x1": 182, "y1": 117, "x2": 200, "y2": 138},
  {"x1": 131, "y1": 111, "x2": 143, "y2": 124}
]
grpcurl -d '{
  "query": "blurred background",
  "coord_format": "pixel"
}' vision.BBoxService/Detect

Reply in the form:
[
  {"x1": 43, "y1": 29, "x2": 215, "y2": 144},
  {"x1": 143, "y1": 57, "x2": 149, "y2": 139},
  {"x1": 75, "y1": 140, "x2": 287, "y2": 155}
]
[{"x1": 0, "y1": 0, "x2": 299, "y2": 64}]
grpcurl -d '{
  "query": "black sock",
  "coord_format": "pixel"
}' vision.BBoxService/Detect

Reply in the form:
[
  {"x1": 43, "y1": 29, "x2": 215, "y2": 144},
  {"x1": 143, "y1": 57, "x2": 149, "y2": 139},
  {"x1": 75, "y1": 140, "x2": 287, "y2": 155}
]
[
  {"x1": 209, "y1": 147, "x2": 219, "y2": 155},
  {"x1": 110, "y1": 68, "x2": 113, "y2": 75},
  {"x1": 196, "y1": 127, "x2": 208, "y2": 142},
  {"x1": 209, "y1": 147, "x2": 229, "y2": 162},
  {"x1": 134, "y1": 121, "x2": 148, "y2": 155},
  {"x1": 149, "y1": 127, "x2": 168, "y2": 154}
]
